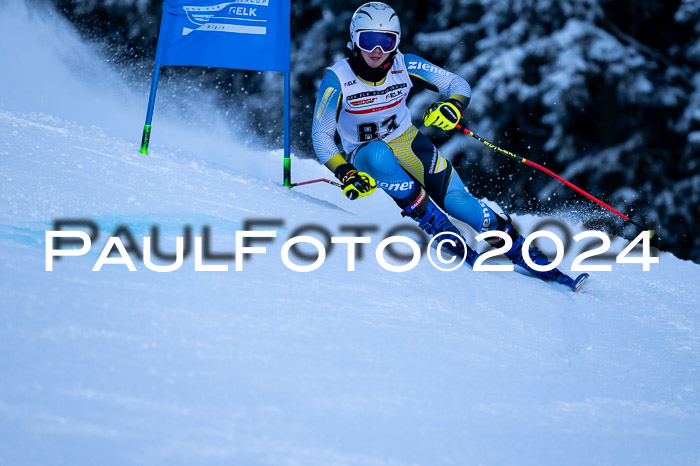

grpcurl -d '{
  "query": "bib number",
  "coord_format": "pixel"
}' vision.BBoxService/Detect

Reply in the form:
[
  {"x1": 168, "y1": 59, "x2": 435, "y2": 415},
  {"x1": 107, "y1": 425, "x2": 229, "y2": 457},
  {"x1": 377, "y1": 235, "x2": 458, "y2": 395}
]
[{"x1": 357, "y1": 114, "x2": 399, "y2": 142}]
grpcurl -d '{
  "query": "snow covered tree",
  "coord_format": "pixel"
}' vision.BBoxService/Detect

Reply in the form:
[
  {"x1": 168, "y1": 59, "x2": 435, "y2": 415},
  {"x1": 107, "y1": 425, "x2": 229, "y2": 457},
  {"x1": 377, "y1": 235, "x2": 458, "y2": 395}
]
[{"x1": 408, "y1": 0, "x2": 700, "y2": 262}]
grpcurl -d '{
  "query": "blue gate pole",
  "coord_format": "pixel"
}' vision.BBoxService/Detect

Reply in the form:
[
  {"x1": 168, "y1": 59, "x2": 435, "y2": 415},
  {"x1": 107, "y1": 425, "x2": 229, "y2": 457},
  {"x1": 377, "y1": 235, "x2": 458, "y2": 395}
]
[
  {"x1": 283, "y1": 71, "x2": 291, "y2": 187},
  {"x1": 140, "y1": 60, "x2": 162, "y2": 154}
]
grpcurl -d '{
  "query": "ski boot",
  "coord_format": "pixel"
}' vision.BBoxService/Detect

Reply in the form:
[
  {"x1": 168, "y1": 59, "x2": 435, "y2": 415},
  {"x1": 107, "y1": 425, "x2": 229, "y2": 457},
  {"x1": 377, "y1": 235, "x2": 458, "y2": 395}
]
[
  {"x1": 399, "y1": 187, "x2": 479, "y2": 267},
  {"x1": 487, "y1": 215, "x2": 589, "y2": 292}
]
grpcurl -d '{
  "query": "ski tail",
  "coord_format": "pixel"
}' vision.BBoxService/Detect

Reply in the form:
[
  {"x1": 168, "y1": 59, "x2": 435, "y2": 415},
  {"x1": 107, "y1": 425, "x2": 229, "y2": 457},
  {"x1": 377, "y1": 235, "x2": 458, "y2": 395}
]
[{"x1": 572, "y1": 273, "x2": 589, "y2": 293}]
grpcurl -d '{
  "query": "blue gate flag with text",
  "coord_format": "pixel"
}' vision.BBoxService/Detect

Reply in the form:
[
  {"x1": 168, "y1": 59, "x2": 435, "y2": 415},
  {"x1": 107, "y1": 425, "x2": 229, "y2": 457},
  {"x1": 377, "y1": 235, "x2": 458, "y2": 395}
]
[{"x1": 156, "y1": 0, "x2": 290, "y2": 72}]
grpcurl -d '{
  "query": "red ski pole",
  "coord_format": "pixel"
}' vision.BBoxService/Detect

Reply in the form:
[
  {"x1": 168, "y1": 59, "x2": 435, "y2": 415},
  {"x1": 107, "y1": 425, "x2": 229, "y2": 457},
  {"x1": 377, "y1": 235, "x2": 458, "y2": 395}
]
[
  {"x1": 456, "y1": 124, "x2": 653, "y2": 236},
  {"x1": 290, "y1": 178, "x2": 342, "y2": 189}
]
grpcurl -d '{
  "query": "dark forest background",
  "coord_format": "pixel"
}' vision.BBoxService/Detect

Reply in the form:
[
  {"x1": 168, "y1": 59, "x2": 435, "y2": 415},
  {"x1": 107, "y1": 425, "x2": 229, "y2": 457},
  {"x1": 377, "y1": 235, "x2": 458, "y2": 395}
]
[{"x1": 49, "y1": 0, "x2": 700, "y2": 263}]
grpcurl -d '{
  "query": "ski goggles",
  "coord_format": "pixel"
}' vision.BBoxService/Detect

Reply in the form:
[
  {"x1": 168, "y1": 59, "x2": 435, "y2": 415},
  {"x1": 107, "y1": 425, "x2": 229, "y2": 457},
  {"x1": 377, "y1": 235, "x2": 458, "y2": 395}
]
[{"x1": 356, "y1": 30, "x2": 399, "y2": 53}]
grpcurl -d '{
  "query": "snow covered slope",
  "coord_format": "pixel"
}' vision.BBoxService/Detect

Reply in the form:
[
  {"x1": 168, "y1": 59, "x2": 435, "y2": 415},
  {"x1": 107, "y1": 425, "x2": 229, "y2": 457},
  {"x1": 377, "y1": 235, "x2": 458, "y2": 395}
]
[{"x1": 1, "y1": 3, "x2": 699, "y2": 465}]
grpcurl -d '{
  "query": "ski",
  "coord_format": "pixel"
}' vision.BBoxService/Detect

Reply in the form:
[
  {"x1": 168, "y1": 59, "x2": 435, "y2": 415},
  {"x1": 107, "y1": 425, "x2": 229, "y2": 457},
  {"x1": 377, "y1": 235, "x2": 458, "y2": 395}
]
[{"x1": 571, "y1": 273, "x2": 589, "y2": 293}]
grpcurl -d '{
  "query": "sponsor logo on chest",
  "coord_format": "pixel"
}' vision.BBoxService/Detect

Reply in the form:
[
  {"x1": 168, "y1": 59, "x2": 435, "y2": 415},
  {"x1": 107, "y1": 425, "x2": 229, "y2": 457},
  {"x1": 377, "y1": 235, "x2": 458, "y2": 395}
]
[{"x1": 346, "y1": 83, "x2": 408, "y2": 110}]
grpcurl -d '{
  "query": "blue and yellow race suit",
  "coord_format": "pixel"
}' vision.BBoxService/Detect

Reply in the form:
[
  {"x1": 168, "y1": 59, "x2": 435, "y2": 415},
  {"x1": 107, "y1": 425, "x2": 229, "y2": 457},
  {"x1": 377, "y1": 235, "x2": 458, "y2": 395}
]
[{"x1": 312, "y1": 51, "x2": 497, "y2": 234}]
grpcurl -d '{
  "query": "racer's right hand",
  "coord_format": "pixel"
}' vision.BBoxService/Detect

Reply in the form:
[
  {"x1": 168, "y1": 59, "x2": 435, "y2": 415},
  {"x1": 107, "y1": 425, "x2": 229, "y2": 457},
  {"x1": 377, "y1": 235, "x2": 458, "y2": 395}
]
[{"x1": 334, "y1": 163, "x2": 377, "y2": 200}]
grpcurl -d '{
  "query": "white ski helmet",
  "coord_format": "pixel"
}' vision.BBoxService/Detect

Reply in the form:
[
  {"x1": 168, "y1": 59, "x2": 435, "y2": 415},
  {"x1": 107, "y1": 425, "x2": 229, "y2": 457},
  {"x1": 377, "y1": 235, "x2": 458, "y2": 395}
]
[{"x1": 348, "y1": 2, "x2": 401, "y2": 52}]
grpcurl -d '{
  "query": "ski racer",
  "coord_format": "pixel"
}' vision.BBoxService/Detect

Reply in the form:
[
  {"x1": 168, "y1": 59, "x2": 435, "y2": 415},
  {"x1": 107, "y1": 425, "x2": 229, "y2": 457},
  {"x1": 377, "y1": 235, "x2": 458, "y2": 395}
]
[{"x1": 311, "y1": 1, "x2": 588, "y2": 291}]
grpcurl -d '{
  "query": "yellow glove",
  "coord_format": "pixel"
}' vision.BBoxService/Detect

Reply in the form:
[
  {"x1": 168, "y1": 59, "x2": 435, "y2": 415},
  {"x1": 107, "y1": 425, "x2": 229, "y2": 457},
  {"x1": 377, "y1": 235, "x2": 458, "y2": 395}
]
[
  {"x1": 334, "y1": 163, "x2": 376, "y2": 200},
  {"x1": 423, "y1": 99, "x2": 462, "y2": 130}
]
